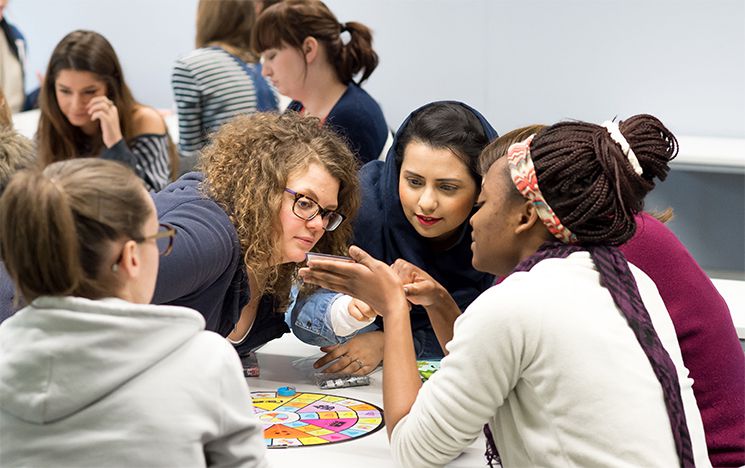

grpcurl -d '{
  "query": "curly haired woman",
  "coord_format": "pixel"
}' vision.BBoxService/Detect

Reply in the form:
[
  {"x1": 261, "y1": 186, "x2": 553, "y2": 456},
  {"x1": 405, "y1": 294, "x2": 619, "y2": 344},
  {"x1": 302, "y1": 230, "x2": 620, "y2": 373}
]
[{"x1": 151, "y1": 111, "x2": 360, "y2": 354}]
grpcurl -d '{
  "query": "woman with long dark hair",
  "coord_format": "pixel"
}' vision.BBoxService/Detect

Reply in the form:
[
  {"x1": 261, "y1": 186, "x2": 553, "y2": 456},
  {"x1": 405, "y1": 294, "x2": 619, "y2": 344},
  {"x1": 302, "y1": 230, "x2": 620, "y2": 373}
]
[
  {"x1": 37, "y1": 30, "x2": 176, "y2": 190},
  {"x1": 291, "y1": 101, "x2": 497, "y2": 375}
]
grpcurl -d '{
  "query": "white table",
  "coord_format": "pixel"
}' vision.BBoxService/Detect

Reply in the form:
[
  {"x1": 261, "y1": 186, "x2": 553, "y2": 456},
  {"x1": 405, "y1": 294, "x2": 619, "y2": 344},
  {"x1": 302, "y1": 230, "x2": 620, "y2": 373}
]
[{"x1": 249, "y1": 334, "x2": 487, "y2": 467}]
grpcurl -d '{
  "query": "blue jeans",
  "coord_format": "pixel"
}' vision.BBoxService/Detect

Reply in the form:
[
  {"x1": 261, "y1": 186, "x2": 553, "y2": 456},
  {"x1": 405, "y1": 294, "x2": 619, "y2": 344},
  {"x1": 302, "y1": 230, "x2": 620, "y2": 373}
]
[
  {"x1": 412, "y1": 326, "x2": 444, "y2": 359},
  {"x1": 291, "y1": 289, "x2": 369, "y2": 346},
  {"x1": 291, "y1": 289, "x2": 444, "y2": 359}
]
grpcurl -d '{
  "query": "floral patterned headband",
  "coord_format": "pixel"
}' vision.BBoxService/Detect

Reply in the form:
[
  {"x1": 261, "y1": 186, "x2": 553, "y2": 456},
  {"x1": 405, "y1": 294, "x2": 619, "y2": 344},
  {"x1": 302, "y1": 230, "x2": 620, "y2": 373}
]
[{"x1": 507, "y1": 134, "x2": 578, "y2": 244}]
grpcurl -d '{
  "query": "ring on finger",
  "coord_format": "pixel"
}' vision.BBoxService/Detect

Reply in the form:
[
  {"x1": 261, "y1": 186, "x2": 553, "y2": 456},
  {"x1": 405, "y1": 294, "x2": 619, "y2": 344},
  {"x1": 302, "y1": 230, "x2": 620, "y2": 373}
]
[{"x1": 354, "y1": 359, "x2": 364, "y2": 370}]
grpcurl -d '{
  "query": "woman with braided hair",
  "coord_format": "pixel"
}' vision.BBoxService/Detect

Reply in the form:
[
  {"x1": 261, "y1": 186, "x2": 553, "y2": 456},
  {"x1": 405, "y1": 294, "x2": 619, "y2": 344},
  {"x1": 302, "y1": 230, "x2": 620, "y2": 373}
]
[
  {"x1": 300, "y1": 115, "x2": 711, "y2": 467},
  {"x1": 252, "y1": 0, "x2": 389, "y2": 164}
]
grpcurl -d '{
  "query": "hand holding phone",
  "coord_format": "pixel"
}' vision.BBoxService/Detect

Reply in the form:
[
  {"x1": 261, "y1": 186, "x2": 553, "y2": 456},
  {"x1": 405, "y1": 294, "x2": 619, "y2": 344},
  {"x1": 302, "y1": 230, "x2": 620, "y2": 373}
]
[{"x1": 305, "y1": 252, "x2": 355, "y2": 263}]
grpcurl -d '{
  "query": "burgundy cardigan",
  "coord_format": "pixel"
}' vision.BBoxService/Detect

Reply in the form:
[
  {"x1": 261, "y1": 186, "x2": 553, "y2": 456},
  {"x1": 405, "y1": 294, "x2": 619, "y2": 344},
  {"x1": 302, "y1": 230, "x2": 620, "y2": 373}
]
[{"x1": 621, "y1": 213, "x2": 745, "y2": 466}]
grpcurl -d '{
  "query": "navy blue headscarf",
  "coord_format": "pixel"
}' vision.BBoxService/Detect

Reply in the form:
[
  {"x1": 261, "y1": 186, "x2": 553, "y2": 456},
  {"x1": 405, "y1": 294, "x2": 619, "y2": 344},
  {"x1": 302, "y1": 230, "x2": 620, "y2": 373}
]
[{"x1": 353, "y1": 101, "x2": 498, "y2": 339}]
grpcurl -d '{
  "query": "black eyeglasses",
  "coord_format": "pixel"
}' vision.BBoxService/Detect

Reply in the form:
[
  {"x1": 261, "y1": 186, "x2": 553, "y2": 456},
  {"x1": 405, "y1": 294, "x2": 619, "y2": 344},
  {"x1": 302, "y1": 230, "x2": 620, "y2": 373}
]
[
  {"x1": 132, "y1": 223, "x2": 177, "y2": 256},
  {"x1": 284, "y1": 188, "x2": 345, "y2": 232}
]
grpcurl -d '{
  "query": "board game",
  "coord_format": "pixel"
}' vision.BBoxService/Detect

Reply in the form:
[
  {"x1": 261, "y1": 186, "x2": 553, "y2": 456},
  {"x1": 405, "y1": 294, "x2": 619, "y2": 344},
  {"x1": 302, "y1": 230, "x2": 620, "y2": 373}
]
[
  {"x1": 417, "y1": 360, "x2": 441, "y2": 381},
  {"x1": 251, "y1": 391, "x2": 384, "y2": 448}
]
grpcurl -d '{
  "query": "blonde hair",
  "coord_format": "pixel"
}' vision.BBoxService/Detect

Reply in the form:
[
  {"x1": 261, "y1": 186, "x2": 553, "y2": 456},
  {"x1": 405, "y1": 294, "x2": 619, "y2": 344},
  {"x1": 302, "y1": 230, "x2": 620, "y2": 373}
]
[
  {"x1": 196, "y1": 0, "x2": 258, "y2": 63},
  {"x1": 0, "y1": 159, "x2": 151, "y2": 302},
  {"x1": 0, "y1": 126, "x2": 36, "y2": 193},
  {"x1": 200, "y1": 112, "x2": 360, "y2": 309},
  {"x1": 0, "y1": 89, "x2": 12, "y2": 129}
]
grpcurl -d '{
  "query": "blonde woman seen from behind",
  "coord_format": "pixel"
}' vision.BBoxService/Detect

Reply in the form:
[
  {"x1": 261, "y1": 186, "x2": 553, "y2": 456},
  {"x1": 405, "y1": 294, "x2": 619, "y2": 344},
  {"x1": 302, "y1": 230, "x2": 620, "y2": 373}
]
[{"x1": 0, "y1": 159, "x2": 268, "y2": 468}]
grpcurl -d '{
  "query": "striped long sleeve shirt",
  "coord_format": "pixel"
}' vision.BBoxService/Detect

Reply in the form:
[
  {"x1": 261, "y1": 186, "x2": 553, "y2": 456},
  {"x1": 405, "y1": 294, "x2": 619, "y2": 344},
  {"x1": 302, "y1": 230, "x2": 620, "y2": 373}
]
[
  {"x1": 171, "y1": 47, "x2": 278, "y2": 159},
  {"x1": 102, "y1": 134, "x2": 171, "y2": 191}
]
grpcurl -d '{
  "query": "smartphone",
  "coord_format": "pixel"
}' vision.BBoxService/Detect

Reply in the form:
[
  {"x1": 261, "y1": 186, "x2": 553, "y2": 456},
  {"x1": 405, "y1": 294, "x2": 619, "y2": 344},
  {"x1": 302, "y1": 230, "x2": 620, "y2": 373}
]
[{"x1": 305, "y1": 252, "x2": 355, "y2": 263}]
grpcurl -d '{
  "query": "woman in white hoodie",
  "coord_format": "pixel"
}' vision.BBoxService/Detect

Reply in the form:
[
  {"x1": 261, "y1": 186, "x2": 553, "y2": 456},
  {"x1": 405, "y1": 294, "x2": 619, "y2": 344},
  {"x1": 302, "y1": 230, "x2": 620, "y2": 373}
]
[{"x1": 0, "y1": 158, "x2": 268, "y2": 468}]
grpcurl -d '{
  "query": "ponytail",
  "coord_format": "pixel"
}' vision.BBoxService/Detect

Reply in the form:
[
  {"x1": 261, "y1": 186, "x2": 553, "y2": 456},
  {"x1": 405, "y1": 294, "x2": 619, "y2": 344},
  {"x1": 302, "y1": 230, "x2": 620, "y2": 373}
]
[
  {"x1": 336, "y1": 21, "x2": 378, "y2": 84},
  {"x1": 0, "y1": 158, "x2": 152, "y2": 302},
  {"x1": 253, "y1": 0, "x2": 379, "y2": 85},
  {"x1": 0, "y1": 171, "x2": 85, "y2": 300},
  {"x1": 529, "y1": 114, "x2": 677, "y2": 245}
]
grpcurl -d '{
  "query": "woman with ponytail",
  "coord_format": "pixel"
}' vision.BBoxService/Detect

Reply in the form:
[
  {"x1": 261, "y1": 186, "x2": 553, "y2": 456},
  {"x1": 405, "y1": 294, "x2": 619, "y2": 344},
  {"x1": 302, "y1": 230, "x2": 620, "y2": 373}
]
[
  {"x1": 301, "y1": 115, "x2": 711, "y2": 467},
  {"x1": 253, "y1": 0, "x2": 389, "y2": 164},
  {"x1": 0, "y1": 159, "x2": 267, "y2": 467}
]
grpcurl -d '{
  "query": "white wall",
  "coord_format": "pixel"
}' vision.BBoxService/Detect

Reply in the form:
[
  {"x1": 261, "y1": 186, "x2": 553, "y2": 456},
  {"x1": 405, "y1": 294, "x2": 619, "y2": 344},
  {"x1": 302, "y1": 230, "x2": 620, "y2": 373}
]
[
  {"x1": 7, "y1": 0, "x2": 745, "y2": 273},
  {"x1": 12, "y1": 0, "x2": 744, "y2": 137},
  {"x1": 10, "y1": 0, "x2": 199, "y2": 111}
]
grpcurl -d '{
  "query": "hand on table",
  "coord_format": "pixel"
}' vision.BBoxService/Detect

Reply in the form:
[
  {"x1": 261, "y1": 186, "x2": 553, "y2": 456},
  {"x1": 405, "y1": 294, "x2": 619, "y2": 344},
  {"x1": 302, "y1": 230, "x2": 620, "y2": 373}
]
[
  {"x1": 87, "y1": 95, "x2": 123, "y2": 147},
  {"x1": 313, "y1": 331, "x2": 384, "y2": 376},
  {"x1": 391, "y1": 259, "x2": 447, "y2": 308}
]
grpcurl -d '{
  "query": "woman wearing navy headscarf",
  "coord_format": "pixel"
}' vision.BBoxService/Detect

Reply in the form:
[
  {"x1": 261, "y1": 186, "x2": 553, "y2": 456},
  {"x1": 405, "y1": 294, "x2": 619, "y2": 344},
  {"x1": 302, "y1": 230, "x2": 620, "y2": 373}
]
[{"x1": 293, "y1": 101, "x2": 497, "y2": 374}]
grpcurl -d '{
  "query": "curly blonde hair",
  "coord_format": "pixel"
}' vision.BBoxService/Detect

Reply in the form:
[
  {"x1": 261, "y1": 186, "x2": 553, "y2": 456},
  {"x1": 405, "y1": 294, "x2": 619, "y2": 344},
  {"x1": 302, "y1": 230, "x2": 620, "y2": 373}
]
[{"x1": 200, "y1": 111, "x2": 360, "y2": 310}]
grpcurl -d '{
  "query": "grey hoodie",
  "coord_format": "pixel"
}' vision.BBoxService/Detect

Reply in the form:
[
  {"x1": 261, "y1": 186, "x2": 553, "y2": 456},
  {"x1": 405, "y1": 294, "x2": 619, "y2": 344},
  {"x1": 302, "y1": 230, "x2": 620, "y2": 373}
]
[{"x1": 0, "y1": 296, "x2": 268, "y2": 467}]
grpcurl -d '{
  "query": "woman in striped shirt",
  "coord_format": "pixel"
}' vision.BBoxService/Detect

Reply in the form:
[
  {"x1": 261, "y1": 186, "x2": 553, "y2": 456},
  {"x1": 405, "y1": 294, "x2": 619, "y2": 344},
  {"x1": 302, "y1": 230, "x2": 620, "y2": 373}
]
[
  {"x1": 171, "y1": 0, "x2": 278, "y2": 168},
  {"x1": 37, "y1": 30, "x2": 175, "y2": 191}
]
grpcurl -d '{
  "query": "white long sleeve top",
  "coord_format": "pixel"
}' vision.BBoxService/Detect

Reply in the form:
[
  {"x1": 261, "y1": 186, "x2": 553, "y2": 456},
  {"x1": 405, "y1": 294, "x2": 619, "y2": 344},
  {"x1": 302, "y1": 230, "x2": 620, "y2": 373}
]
[{"x1": 390, "y1": 252, "x2": 710, "y2": 468}]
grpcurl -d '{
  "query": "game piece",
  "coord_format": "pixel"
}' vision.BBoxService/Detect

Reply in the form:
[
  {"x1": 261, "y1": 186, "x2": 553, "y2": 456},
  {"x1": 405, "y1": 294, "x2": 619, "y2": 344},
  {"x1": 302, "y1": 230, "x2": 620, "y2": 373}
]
[
  {"x1": 240, "y1": 351, "x2": 260, "y2": 377},
  {"x1": 416, "y1": 360, "x2": 441, "y2": 382},
  {"x1": 252, "y1": 391, "x2": 384, "y2": 448},
  {"x1": 277, "y1": 386, "x2": 297, "y2": 397},
  {"x1": 314, "y1": 372, "x2": 370, "y2": 389}
]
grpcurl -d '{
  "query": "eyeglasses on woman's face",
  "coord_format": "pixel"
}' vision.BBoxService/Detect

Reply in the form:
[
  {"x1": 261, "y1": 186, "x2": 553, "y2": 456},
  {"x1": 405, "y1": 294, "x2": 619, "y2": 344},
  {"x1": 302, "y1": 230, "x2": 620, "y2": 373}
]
[
  {"x1": 284, "y1": 188, "x2": 345, "y2": 232},
  {"x1": 133, "y1": 223, "x2": 176, "y2": 256}
]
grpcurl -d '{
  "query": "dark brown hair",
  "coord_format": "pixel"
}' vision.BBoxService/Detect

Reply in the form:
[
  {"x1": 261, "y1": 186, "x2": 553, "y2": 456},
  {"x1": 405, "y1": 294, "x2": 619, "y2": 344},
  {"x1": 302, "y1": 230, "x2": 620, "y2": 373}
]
[
  {"x1": 530, "y1": 115, "x2": 677, "y2": 245},
  {"x1": 196, "y1": 0, "x2": 257, "y2": 62},
  {"x1": 37, "y1": 30, "x2": 178, "y2": 178},
  {"x1": 395, "y1": 102, "x2": 491, "y2": 185},
  {"x1": 0, "y1": 158, "x2": 151, "y2": 302},
  {"x1": 252, "y1": 0, "x2": 378, "y2": 85},
  {"x1": 478, "y1": 124, "x2": 546, "y2": 175},
  {"x1": 200, "y1": 111, "x2": 360, "y2": 310},
  {"x1": 478, "y1": 124, "x2": 547, "y2": 206}
]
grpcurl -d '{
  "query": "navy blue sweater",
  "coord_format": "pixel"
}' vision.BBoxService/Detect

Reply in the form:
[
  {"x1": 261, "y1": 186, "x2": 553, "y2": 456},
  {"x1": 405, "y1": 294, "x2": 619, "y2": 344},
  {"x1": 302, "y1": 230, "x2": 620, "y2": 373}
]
[
  {"x1": 151, "y1": 173, "x2": 288, "y2": 353},
  {"x1": 288, "y1": 83, "x2": 388, "y2": 164},
  {"x1": 355, "y1": 102, "x2": 498, "y2": 344}
]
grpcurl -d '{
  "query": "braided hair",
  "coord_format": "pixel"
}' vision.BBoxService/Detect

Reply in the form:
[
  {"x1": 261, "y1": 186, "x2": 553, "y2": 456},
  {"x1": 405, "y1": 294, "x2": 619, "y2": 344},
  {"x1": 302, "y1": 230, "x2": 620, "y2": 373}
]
[
  {"x1": 481, "y1": 116, "x2": 692, "y2": 467},
  {"x1": 530, "y1": 114, "x2": 677, "y2": 245}
]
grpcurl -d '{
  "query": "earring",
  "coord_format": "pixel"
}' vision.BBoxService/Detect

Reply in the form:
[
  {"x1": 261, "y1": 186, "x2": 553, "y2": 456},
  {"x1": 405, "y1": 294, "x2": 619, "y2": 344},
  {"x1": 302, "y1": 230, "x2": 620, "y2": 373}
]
[{"x1": 111, "y1": 263, "x2": 119, "y2": 273}]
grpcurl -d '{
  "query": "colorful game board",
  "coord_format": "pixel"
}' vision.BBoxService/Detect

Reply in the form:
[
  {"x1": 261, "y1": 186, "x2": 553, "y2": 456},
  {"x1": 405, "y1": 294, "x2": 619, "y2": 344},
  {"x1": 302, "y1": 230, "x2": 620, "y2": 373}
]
[{"x1": 251, "y1": 391, "x2": 384, "y2": 448}]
